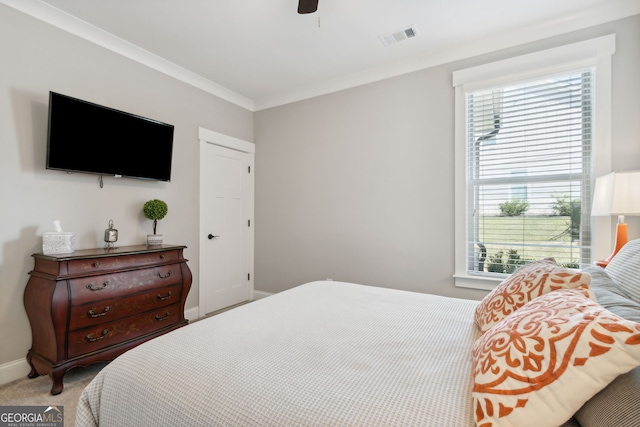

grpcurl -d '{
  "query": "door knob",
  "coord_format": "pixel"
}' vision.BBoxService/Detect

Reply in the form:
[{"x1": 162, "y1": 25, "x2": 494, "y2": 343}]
[{"x1": 208, "y1": 234, "x2": 220, "y2": 240}]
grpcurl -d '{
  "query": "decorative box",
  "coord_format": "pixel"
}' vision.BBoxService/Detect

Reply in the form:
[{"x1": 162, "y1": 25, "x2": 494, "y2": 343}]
[{"x1": 43, "y1": 232, "x2": 76, "y2": 254}]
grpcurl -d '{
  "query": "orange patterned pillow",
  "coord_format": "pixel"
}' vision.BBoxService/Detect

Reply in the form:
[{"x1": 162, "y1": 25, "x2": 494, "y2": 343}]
[
  {"x1": 474, "y1": 258, "x2": 593, "y2": 333},
  {"x1": 472, "y1": 289, "x2": 640, "y2": 427}
]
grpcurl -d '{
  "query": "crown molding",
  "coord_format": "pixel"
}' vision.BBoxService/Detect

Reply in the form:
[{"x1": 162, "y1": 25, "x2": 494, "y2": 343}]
[
  {"x1": 254, "y1": 0, "x2": 639, "y2": 110},
  {"x1": 0, "y1": 0, "x2": 254, "y2": 111}
]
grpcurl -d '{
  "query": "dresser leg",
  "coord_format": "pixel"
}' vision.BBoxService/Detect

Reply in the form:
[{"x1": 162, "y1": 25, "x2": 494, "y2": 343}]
[
  {"x1": 27, "y1": 367, "x2": 39, "y2": 379},
  {"x1": 26, "y1": 352, "x2": 39, "y2": 379},
  {"x1": 50, "y1": 369, "x2": 65, "y2": 395}
]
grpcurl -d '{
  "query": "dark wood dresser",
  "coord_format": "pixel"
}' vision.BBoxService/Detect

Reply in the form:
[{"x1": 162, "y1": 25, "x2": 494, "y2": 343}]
[{"x1": 24, "y1": 244, "x2": 192, "y2": 394}]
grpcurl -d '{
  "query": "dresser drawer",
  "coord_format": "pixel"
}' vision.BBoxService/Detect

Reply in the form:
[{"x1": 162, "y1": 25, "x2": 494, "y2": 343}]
[
  {"x1": 67, "y1": 304, "x2": 181, "y2": 359},
  {"x1": 65, "y1": 249, "x2": 183, "y2": 275},
  {"x1": 68, "y1": 283, "x2": 181, "y2": 331},
  {"x1": 69, "y1": 264, "x2": 182, "y2": 304}
]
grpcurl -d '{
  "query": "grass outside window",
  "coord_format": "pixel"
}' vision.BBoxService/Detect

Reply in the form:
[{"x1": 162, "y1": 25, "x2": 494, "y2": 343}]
[{"x1": 477, "y1": 215, "x2": 581, "y2": 273}]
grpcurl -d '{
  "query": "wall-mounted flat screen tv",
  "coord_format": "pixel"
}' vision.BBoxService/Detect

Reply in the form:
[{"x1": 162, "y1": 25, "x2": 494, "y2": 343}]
[{"x1": 46, "y1": 91, "x2": 175, "y2": 181}]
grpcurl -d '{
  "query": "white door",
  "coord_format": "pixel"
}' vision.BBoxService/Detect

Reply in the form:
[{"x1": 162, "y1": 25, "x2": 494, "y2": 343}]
[{"x1": 199, "y1": 129, "x2": 254, "y2": 316}]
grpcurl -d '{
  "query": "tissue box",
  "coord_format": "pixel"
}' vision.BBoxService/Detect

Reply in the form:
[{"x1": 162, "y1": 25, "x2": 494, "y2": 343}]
[{"x1": 43, "y1": 232, "x2": 76, "y2": 254}]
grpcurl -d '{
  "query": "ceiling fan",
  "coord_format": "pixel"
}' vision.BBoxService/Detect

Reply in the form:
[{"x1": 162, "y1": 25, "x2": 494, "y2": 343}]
[{"x1": 298, "y1": 0, "x2": 318, "y2": 14}]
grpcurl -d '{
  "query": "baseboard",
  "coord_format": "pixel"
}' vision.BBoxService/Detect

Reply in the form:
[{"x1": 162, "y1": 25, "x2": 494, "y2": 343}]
[
  {"x1": 0, "y1": 358, "x2": 31, "y2": 387},
  {"x1": 185, "y1": 306, "x2": 200, "y2": 322},
  {"x1": 252, "y1": 290, "x2": 273, "y2": 300}
]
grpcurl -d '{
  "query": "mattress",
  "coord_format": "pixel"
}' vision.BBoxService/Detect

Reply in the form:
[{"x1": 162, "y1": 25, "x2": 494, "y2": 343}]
[{"x1": 76, "y1": 281, "x2": 481, "y2": 427}]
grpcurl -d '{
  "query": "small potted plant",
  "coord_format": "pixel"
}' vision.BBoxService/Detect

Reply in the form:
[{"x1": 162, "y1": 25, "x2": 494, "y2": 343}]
[{"x1": 143, "y1": 199, "x2": 168, "y2": 245}]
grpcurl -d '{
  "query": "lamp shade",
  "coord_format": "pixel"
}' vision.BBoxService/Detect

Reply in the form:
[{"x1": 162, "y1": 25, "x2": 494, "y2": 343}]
[{"x1": 591, "y1": 171, "x2": 640, "y2": 216}]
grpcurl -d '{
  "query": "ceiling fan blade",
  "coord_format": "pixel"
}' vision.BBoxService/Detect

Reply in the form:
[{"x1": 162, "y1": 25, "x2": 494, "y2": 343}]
[{"x1": 298, "y1": 0, "x2": 318, "y2": 14}]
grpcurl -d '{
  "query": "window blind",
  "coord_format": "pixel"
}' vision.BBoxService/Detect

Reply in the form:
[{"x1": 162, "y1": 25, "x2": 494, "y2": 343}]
[{"x1": 465, "y1": 70, "x2": 593, "y2": 275}]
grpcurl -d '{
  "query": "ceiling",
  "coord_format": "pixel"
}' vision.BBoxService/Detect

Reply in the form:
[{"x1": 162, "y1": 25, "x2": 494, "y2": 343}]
[{"x1": 3, "y1": 0, "x2": 639, "y2": 111}]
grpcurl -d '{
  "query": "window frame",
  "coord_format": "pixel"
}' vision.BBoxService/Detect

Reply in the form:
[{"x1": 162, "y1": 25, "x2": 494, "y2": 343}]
[{"x1": 452, "y1": 35, "x2": 616, "y2": 290}]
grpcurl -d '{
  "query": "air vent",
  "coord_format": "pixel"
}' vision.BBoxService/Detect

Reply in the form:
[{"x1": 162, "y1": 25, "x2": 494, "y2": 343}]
[{"x1": 378, "y1": 25, "x2": 419, "y2": 46}]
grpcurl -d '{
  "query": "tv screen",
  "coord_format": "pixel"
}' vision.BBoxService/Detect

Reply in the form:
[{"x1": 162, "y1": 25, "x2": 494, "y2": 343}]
[{"x1": 46, "y1": 92, "x2": 174, "y2": 181}]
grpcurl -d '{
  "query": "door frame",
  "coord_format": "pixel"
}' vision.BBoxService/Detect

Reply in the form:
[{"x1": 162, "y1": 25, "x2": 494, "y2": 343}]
[{"x1": 198, "y1": 127, "x2": 255, "y2": 318}]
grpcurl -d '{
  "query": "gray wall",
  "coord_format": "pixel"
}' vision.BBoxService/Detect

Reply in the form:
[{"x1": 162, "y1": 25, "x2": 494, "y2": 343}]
[
  {"x1": 254, "y1": 14, "x2": 640, "y2": 297},
  {"x1": 2, "y1": 1, "x2": 639, "y2": 378},
  {"x1": 0, "y1": 5, "x2": 252, "y2": 367}
]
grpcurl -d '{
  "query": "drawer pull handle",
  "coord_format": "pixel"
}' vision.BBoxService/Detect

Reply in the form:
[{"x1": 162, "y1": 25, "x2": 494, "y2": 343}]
[
  {"x1": 155, "y1": 311, "x2": 171, "y2": 321},
  {"x1": 160, "y1": 254, "x2": 166, "y2": 259},
  {"x1": 157, "y1": 291, "x2": 173, "y2": 301},
  {"x1": 85, "y1": 329, "x2": 109, "y2": 342},
  {"x1": 88, "y1": 306, "x2": 111, "y2": 318},
  {"x1": 158, "y1": 270, "x2": 172, "y2": 279},
  {"x1": 86, "y1": 280, "x2": 109, "y2": 291},
  {"x1": 93, "y1": 261, "x2": 101, "y2": 268}
]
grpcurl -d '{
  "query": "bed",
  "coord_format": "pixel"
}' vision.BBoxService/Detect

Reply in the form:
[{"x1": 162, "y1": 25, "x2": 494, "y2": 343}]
[{"x1": 76, "y1": 242, "x2": 640, "y2": 427}]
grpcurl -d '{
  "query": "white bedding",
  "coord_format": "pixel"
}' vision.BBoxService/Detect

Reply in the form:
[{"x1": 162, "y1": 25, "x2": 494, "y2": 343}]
[{"x1": 76, "y1": 281, "x2": 480, "y2": 427}]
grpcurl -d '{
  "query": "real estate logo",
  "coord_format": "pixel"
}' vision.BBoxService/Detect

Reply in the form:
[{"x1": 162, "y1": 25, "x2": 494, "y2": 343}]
[{"x1": 0, "y1": 406, "x2": 64, "y2": 427}]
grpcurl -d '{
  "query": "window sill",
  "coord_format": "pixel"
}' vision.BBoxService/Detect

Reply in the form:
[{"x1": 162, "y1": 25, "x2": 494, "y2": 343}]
[{"x1": 453, "y1": 274, "x2": 504, "y2": 291}]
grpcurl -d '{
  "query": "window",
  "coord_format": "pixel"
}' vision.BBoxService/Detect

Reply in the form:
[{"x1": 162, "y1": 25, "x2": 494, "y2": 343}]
[
  {"x1": 453, "y1": 35, "x2": 615, "y2": 289},
  {"x1": 467, "y1": 71, "x2": 593, "y2": 275}
]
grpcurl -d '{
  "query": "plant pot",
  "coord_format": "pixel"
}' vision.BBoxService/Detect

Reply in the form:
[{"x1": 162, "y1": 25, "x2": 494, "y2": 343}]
[{"x1": 147, "y1": 234, "x2": 163, "y2": 246}]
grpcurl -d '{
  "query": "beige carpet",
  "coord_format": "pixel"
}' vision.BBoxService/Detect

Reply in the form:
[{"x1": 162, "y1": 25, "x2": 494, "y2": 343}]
[{"x1": 0, "y1": 362, "x2": 106, "y2": 427}]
